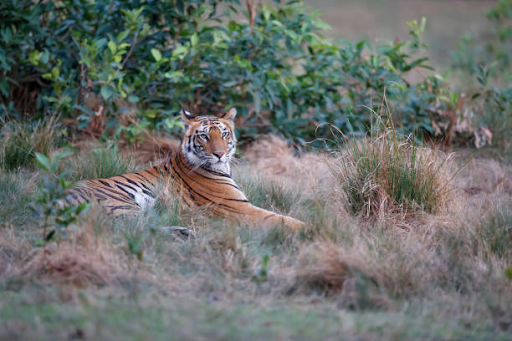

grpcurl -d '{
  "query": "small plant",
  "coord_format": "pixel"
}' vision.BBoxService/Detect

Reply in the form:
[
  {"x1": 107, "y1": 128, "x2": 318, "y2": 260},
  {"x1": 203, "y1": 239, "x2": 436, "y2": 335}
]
[
  {"x1": 123, "y1": 232, "x2": 146, "y2": 261},
  {"x1": 251, "y1": 252, "x2": 270, "y2": 285},
  {"x1": 235, "y1": 174, "x2": 301, "y2": 215},
  {"x1": 31, "y1": 149, "x2": 89, "y2": 244},
  {"x1": 0, "y1": 171, "x2": 35, "y2": 226}
]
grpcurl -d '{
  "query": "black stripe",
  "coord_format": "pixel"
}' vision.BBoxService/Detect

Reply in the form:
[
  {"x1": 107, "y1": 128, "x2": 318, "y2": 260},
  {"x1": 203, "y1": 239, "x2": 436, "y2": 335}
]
[
  {"x1": 263, "y1": 214, "x2": 275, "y2": 221},
  {"x1": 76, "y1": 192, "x2": 90, "y2": 202},
  {"x1": 170, "y1": 160, "x2": 237, "y2": 211},
  {"x1": 222, "y1": 198, "x2": 249, "y2": 202},
  {"x1": 131, "y1": 173, "x2": 155, "y2": 189},
  {"x1": 177, "y1": 154, "x2": 240, "y2": 190},
  {"x1": 99, "y1": 180, "x2": 111, "y2": 187},
  {"x1": 122, "y1": 177, "x2": 156, "y2": 198},
  {"x1": 114, "y1": 180, "x2": 138, "y2": 193},
  {"x1": 107, "y1": 205, "x2": 135, "y2": 213},
  {"x1": 91, "y1": 187, "x2": 132, "y2": 202},
  {"x1": 120, "y1": 175, "x2": 145, "y2": 187},
  {"x1": 113, "y1": 181, "x2": 136, "y2": 200}
]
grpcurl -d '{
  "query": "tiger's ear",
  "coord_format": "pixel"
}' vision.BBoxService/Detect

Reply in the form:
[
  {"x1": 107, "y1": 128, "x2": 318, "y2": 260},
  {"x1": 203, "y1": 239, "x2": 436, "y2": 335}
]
[
  {"x1": 180, "y1": 108, "x2": 195, "y2": 126},
  {"x1": 218, "y1": 107, "x2": 237, "y2": 124}
]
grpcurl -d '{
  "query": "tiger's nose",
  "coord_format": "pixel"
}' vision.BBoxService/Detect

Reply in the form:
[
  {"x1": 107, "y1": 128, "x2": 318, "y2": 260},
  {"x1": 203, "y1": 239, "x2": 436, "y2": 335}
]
[{"x1": 212, "y1": 151, "x2": 225, "y2": 159}]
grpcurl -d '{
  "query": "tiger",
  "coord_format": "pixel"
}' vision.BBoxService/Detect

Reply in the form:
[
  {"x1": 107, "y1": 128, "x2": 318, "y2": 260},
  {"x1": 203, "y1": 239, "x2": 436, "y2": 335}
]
[{"x1": 64, "y1": 107, "x2": 304, "y2": 230}]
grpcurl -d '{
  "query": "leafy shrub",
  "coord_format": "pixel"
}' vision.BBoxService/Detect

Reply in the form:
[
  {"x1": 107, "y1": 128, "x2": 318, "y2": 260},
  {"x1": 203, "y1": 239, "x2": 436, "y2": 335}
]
[
  {"x1": 447, "y1": 0, "x2": 512, "y2": 154},
  {"x1": 451, "y1": 0, "x2": 512, "y2": 87},
  {"x1": 473, "y1": 79, "x2": 512, "y2": 155},
  {"x1": 31, "y1": 149, "x2": 89, "y2": 243},
  {"x1": 1, "y1": 0, "x2": 450, "y2": 146}
]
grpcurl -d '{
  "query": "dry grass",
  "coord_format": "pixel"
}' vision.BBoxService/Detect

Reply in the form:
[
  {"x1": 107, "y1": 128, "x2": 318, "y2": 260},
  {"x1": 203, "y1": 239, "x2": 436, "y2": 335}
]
[
  {"x1": 2, "y1": 213, "x2": 122, "y2": 287},
  {"x1": 330, "y1": 130, "x2": 454, "y2": 221},
  {"x1": 1, "y1": 133, "x2": 511, "y2": 340}
]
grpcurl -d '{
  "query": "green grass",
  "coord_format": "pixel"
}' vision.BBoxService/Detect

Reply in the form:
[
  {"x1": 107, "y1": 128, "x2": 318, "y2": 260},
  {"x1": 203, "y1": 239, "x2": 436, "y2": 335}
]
[
  {"x1": 63, "y1": 145, "x2": 137, "y2": 181},
  {"x1": 0, "y1": 117, "x2": 60, "y2": 172},
  {"x1": 0, "y1": 171, "x2": 37, "y2": 228},
  {"x1": 1, "y1": 288, "x2": 509, "y2": 341},
  {"x1": 1, "y1": 131, "x2": 512, "y2": 340}
]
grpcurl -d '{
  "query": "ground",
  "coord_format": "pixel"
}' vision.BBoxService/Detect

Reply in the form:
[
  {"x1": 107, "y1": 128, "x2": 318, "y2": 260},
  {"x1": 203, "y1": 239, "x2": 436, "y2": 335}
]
[{"x1": 1, "y1": 135, "x2": 511, "y2": 340}]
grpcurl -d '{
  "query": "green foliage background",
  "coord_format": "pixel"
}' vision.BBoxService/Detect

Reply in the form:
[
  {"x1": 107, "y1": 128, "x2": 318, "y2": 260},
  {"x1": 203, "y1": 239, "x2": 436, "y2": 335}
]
[{"x1": 0, "y1": 0, "x2": 510, "y2": 147}]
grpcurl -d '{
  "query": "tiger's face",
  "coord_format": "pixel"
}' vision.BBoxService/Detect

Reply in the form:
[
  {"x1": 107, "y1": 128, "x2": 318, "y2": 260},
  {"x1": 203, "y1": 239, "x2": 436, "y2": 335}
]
[{"x1": 180, "y1": 108, "x2": 237, "y2": 174}]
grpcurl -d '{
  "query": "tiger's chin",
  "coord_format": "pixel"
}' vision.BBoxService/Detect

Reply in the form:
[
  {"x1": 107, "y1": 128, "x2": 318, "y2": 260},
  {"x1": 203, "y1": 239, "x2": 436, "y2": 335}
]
[
  {"x1": 205, "y1": 160, "x2": 231, "y2": 175},
  {"x1": 183, "y1": 151, "x2": 231, "y2": 175}
]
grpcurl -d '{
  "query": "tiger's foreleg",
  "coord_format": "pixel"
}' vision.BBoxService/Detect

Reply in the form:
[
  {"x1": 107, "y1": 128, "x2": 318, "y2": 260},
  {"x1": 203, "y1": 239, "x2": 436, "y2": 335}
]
[{"x1": 220, "y1": 203, "x2": 305, "y2": 230}]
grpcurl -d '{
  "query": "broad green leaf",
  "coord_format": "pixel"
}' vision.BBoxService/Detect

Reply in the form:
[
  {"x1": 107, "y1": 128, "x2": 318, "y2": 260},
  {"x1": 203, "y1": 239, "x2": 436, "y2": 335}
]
[
  {"x1": 151, "y1": 48, "x2": 162, "y2": 62},
  {"x1": 108, "y1": 41, "x2": 117, "y2": 54},
  {"x1": 172, "y1": 45, "x2": 188, "y2": 59},
  {"x1": 164, "y1": 71, "x2": 184, "y2": 79},
  {"x1": 190, "y1": 33, "x2": 199, "y2": 47},
  {"x1": 101, "y1": 85, "x2": 116, "y2": 100},
  {"x1": 34, "y1": 153, "x2": 51, "y2": 173}
]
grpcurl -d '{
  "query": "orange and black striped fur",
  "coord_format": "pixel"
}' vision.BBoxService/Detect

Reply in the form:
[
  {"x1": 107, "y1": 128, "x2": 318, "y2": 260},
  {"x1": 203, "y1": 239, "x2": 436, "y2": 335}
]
[{"x1": 64, "y1": 108, "x2": 304, "y2": 229}]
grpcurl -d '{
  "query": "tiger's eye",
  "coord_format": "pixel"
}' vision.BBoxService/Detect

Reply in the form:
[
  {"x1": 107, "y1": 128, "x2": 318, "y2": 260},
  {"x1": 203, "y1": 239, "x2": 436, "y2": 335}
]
[
  {"x1": 221, "y1": 131, "x2": 230, "y2": 138},
  {"x1": 199, "y1": 134, "x2": 208, "y2": 140}
]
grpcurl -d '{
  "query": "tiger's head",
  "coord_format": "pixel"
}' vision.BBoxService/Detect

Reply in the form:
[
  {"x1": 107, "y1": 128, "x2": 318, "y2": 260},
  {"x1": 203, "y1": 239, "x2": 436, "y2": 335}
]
[{"x1": 180, "y1": 107, "x2": 237, "y2": 175}]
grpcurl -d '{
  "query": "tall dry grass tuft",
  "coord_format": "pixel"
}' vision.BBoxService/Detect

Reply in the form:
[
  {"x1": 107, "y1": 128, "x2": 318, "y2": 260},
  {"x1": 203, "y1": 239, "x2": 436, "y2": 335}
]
[
  {"x1": 331, "y1": 128, "x2": 454, "y2": 221},
  {"x1": 63, "y1": 144, "x2": 137, "y2": 181},
  {"x1": 0, "y1": 116, "x2": 60, "y2": 171}
]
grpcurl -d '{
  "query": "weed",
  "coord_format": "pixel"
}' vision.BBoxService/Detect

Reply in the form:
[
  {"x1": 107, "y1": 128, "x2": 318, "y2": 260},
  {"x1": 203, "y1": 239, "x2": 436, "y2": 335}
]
[{"x1": 31, "y1": 149, "x2": 89, "y2": 243}]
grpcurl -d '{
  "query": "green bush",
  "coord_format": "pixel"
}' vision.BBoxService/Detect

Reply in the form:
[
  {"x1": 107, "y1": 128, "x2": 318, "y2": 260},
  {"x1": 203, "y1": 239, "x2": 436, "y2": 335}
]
[
  {"x1": 1, "y1": 0, "x2": 451, "y2": 146},
  {"x1": 449, "y1": 0, "x2": 511, "y2": 154},
  {"x1": 451, "y1": 0, "x2": 512, "y2": 87},
  {"x1": 473, "y1": 78, "x2": 512, "y2": 155}
]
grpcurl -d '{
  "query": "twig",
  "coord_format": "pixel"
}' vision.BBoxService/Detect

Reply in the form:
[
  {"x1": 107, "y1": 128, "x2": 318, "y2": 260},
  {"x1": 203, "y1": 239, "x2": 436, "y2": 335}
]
[{"x1": 246, "y1": 0, "x2": 257, "y2": 29}]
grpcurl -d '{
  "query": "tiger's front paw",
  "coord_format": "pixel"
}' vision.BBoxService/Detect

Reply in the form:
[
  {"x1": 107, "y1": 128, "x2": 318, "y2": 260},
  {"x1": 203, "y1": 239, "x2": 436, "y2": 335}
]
[{"x1": 160, "y1": 226, "x2": 195, "y2": 241}]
